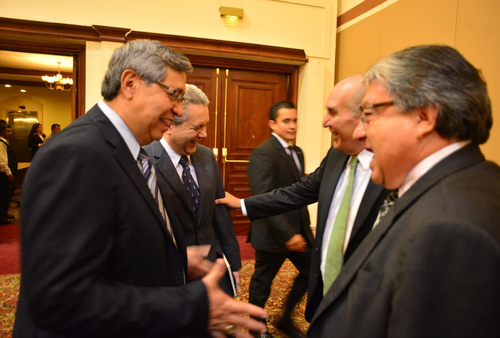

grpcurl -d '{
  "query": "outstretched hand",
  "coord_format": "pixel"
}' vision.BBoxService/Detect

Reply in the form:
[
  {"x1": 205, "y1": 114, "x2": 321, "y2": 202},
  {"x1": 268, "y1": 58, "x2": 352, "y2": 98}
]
[
  {"x1": 215, "y1": 191, "x2": 241, "y2": 209},
  {"x1": 203, "y1": 260, "x2": 268, "y2": 337}
]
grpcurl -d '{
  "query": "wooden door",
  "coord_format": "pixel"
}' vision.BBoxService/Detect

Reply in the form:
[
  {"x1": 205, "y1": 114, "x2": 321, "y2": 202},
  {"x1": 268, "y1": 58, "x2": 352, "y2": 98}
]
[{"x1": 188, "y1": 66, "x2": 290, "y2": 235}]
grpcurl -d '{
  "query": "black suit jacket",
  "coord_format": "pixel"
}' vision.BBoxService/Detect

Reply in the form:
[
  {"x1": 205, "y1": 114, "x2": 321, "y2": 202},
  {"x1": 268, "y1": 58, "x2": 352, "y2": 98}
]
[
  {"x1": 308, "y1": 144, "x2": 500, "y2": 338},
  {"x1": 14, "y1": 105, "x2": 210, "y2": 338},
  {"x1": 144, "y1": 141, "x2": 241, "y2": 272},
  {"x1": 244, "y1": 146, "x2": 389, "y2": 321},
  {"x1": 247, "y1": 136, "x2": 313, "y2": 252}
]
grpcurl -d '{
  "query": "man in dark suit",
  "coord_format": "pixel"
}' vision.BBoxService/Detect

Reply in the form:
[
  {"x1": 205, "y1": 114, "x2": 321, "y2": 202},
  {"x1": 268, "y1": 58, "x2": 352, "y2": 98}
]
[
  {"x1": 13, "y1": 39, "x2": 266, "y2": 338},
  {"x1": 308, "y1": 45, "x2": 500, "y2": 337},
  {"x1": 144, "y1": 84, "x2": 241, "y2": 296},
  {"x1": 217, "y1": 76, "x2": 389, "y2": 323},
  {"x1": 246, "y1": 101, "x2": 313, "y2": 338},
  {"x1": 0, "y1": 123, "x2": 17, "y2": 224}
]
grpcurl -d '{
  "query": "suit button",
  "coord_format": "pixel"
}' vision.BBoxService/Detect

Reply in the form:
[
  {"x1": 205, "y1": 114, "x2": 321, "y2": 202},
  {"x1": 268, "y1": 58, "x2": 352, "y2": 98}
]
[
  {"x1": 196, "y1": 229, "x2": 201, "y2": 235},
  {"x1": 315, "y1": 247, "x2": 319, "y2": 251},
  {"x1": 175, "y1": 276, "x2": 183, "y2": 285}
]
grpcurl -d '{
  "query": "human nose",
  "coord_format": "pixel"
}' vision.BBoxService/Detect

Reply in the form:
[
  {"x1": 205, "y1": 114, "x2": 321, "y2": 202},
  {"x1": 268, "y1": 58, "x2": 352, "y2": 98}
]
[
  {"x1": 322, "y1": 114, "x2": 330, "y2": 128},
  {"x1": 352, "y1": 120, "x2": 366, "y2": 141},
  {"x1": 172, "y1": 101, "x2": 183, "y2": 117},
  {"x1": 198, "y1": 126, "x2": 208, "y2": 139}
]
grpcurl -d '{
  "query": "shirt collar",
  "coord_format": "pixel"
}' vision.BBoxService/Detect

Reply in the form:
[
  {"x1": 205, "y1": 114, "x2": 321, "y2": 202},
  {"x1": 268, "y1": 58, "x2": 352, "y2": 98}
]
[
  {"x1": 0, "y1": 136, "x2": 8, "y2": 144},
  {"x1": 399, "y1": 140, "x2": 471, "y2": 197},
  {"x1": 355, "y1": 149, "x2": 374, "y2": 172},
  {"x1": 98, "y1": 100, "x2": 141, "y2": 160},
  {"x1": 272, "y1": 133, "x2": 293, "y2": 149},
  {"x1": 160, "y1": 137, "x2": 191, "y2": 167}
]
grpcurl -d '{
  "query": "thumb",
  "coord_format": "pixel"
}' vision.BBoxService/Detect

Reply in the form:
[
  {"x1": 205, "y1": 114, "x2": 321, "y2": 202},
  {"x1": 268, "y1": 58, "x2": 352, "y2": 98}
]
[{"x1": 203, "y1": 259, "x2": 227, "y2": 286}]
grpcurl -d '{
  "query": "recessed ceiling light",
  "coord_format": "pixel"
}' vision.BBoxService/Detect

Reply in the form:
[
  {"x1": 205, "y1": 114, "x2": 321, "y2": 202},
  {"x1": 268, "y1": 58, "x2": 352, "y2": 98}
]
[
  {"x1": 20, "y1": 89, "x2": 26, "y2": 93},
  {"x1": 5, "y1": 84, "x2": 11, "y2": 87}
]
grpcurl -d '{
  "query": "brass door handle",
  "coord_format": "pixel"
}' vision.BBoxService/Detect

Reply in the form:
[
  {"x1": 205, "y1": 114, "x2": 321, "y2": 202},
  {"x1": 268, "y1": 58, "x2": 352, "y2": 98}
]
[
  {"x1": 213, "y1": 148, "x2": 218, "y2": 159},
  {"x1": 222, "y1": 148, "x2": 249, "y2": 164}
]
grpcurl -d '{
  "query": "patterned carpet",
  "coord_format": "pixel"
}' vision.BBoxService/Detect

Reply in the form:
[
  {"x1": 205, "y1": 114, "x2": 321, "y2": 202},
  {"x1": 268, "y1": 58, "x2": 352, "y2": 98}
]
[{"x1": 0, "y1": 260, "x2": 308, "y2": 337}]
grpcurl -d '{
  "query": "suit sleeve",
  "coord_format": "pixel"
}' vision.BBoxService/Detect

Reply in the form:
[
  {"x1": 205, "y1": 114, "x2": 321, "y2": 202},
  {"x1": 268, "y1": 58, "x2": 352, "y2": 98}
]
[
  {"x1": 247, "y1": 147, "x2": 303, "y2": 243},
  {"x1": 20, "y1": 140, "x2": 209, "y2": 337},
  {"x1": 211, "y1": 151, "x2": 242, "y2": 271},
  {"x1": 388, "y1": 221, "x2": 500, "y2": 337},
  {"x1": 245, "y1": 151, "x2": 326, "y2": 221}
]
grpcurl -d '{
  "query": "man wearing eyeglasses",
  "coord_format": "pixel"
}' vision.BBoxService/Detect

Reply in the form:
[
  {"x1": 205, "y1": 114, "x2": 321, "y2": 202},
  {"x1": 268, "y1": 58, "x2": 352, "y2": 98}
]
[
  {"x1": 217, "y1": 75, "x2": 389, "y2": 323},
  {"x1": 307, "y1": 45, "x2": 500, "y2": 338},
  {"x1": 14, "y1": 40, "x2": 267, "y2": 338},
  {"x1": 144, "y1": 84, "x2": 242, "y2": 297}
]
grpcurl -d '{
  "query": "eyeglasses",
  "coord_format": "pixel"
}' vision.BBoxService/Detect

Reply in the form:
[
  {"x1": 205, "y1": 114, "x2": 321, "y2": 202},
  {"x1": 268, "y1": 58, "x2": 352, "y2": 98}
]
[
  {"x1": 155, "y1": 82, "x2": 185, "y2": 103},
  {"x1": 358, "y1": 101, "x2": 394, "y2": 124}
]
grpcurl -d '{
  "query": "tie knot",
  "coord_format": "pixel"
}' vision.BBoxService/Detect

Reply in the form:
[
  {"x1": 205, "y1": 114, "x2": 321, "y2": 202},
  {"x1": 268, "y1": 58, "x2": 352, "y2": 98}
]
[
  {"x1": 350, "y1": 155, "x2": 358, "y2": 168},
  {"x1": 387, "y1": 190, "x2": 399, "y2": 202},
  {"x1": 138, "y1": 148, "x2": 150, "y2": 162},
  {"x1": 179, "y1": 156, "x2": 189, "y2": 169}
]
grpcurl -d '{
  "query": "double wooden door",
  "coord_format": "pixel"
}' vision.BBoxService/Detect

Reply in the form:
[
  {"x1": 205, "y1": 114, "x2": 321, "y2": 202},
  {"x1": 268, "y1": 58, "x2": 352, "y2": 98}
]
[{"x1": 187, "y1": 65, "x2": 293, "y2": 235}]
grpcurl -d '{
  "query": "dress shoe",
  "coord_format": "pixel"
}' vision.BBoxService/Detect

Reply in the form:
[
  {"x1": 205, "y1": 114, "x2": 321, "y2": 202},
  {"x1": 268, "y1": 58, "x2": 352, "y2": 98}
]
[
  {"x1": 6, "y1": 214, "x2": 14, "y2": 219},
  {"x1": 275, "y1": 319, "x2": 305, "y2": 338},
  {"x1": 0, "y1": 219, "x2": 10, "y2": 225}
]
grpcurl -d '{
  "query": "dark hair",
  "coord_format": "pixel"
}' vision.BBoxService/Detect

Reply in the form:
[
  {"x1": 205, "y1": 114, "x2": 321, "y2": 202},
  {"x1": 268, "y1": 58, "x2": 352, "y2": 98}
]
[
  {"x1": 0, "y1": 124, "x2": 12, "y2": 133},
  {"x1": 101, "y1": 40, "x2": 193, "y2": 101},
  {"x1": 269, "y1": 101, "x2": 296, "y2": 121},
  {"x1": 51, "y1": 124, "x2": 60, "y2": 131},
  {"x1": 364, "y1": 45, "x2": 492, "y2": 144},
  {"x1": 30, "y1": 123, "x2": 42, "y2": 134}
]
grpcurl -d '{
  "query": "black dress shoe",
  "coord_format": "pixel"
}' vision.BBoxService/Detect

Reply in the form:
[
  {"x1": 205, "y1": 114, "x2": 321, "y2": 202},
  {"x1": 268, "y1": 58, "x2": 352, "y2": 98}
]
[
  {"x1": 6, "y1": 214, "x2": 14, "y2": 219},
  {"x1": 0, "y1": 219, "x2": 10, "y2": 225},
  {"x1": 250, "y1": 331, "x2": 274, "y2": 338},
  {"x1": 275, "y1": 319, "x2": 305, "y2": 338}
]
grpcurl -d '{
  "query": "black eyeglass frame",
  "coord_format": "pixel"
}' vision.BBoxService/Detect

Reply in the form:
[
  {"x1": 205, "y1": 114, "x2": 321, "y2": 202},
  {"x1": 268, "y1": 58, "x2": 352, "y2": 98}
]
[
  {"x1": 359, "y1": 101, "x2": 395, "y2": 124},
  {"x1": 155, "y1": 81, "x2": 185, "y2": 103}
]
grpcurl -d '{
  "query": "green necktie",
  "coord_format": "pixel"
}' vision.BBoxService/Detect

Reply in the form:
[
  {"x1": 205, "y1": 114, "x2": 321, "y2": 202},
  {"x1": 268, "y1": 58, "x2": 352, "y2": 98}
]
[{"x1": 323, "y1": 156, "x2": 358, "y2": 295}]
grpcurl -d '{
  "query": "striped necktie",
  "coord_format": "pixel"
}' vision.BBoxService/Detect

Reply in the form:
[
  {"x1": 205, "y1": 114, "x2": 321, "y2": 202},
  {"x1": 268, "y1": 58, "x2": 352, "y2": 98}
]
[
  {"x1": 137, "y1": 148, "x2": 176, "y2": 246},
  {"x1": 179, "y1": 156, "x2": 200, "y2": 217},
  {"x1": 373, "y1": 190, "x2": 399, "y2": 228},
  {"x1": 323, "y1": 156, "x2": 358, "y2": 295}
]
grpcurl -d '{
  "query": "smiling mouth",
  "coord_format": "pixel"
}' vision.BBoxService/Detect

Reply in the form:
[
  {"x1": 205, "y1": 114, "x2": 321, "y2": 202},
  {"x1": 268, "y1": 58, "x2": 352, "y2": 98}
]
[{"x1": 160, "y1": 118, "x2": 173, "y2": 125}]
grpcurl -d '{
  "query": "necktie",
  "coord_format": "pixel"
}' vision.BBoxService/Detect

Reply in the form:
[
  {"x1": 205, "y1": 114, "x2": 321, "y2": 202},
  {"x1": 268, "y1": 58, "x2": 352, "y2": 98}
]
[
  {"x1": 137, "y1": 148, "x2": 176, "y2": 245},
  {"x1": 179, "y1": 156, "x2": 201, "y2": 217},
  {"x1": 373, "y1": 190, "x2": 399, "y2": 228},
  {"x1": 287, "y1": 145, "x2": 301, "y2": 177},
  {"x1": 323, "y1": 156, "x2": 358, "y2": 295}
]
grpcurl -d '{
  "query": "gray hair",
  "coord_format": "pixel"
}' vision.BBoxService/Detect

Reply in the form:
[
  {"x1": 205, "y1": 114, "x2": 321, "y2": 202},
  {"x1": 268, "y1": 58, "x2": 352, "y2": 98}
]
[
  {"x1": 363, "y1": 45, "x2": 492, "y2": 144},
  {"x1": 173, "y1": 84, "x2": 210, "y2": 125},
  {"x1": 101, "y1": 40, "x2": 193, "y2": 101}
]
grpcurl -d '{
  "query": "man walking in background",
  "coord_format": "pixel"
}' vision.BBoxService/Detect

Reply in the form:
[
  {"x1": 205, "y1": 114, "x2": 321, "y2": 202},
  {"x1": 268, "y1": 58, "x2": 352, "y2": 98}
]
[
  {"x1": 0, "y1": 123, "x2": 17, "y2": 225},
  {"x1": 246, "y1": 101, "x2": 313, "y2": 338},
  {"x1": 145, "y1": 84, "x2": 241, "y2": 297},
  {"x1": 44, "y1": 123, "x2": 61, "y2": 142}
]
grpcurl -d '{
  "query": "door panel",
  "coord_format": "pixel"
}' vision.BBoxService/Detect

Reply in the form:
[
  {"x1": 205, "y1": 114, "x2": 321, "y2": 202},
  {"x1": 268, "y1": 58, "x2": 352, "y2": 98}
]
[{"x1": 187, "y1": 67, "x2": 290, "y2": 235}]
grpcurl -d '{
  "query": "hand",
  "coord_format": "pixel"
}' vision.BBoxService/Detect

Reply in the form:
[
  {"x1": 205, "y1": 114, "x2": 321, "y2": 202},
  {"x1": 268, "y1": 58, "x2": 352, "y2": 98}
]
[
  {"x1": 232, "y1": 270, "x2": 240, "y2": 290},
  {"x1": 215, "y1": 191, "x2": 241, "y2": 209},
  {"x1": 285, "y1": 234, "x2": 307, "y2": 252},
  {"x1": 187, "y1": 246, "x2": 214, "y2": 281},
  {"x1": 203, "y1": 260, "x2": 268, "y2": 337},
  {"x1": 7, "y1": 174, "x2": 14, "y2": 182}
]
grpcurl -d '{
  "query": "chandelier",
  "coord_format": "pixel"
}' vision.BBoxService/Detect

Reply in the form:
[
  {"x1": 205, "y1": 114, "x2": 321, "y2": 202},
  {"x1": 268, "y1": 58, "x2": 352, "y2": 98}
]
[{"x1": 41, "y1": 61, "x2": 73, "y2": 91}]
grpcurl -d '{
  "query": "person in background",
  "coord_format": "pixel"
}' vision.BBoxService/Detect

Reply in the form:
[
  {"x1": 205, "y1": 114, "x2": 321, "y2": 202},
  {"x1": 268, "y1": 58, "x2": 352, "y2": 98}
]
[
  {"x1": 217, "y1": 76, "x2": 389, "y2": 323},
  {"x1": 144, "y1": 84, "x2": 241, "y2": 297},
  {"x1": 44, "y1": 123, "x2": 61, "y2": 142},
  {"x1": 0, "y1": 123, "x2": 17, "y2": 225},
  {"x1": 13, "y1": 39, "x2": 267, "y2": 338},
  {"x1": 27, "y1": 123, "x2": 45, "y2": 159},
  {"x1": 307, "y1": 44, "x2": 500, "y2": 338}
]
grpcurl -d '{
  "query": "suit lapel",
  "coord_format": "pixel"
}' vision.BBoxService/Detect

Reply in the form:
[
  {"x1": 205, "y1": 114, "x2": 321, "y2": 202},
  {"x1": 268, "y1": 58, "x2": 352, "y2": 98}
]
[
  {"x1": 271, "y1": 136, "x2": 300, "y2": 181},
  {"x1": 349, "y1": 181, "x2": 386, "y2": 243},
  {"x1": 86, "y1": 106, "x2": 168, "y2": 236},
  {"x1": 312, "y1": 143, "x2": 486, "y2": 324}
]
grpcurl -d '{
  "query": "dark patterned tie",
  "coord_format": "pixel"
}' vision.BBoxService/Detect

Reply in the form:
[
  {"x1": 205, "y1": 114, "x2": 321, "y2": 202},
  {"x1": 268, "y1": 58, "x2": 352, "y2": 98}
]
[
  {"x1": 137, "y1": 148, "x2": 176, "y2": 245},
  {"x1": 287, "y1": 145, "x2": 301, "y2": 177},
  {"x1": 373, "y1": 190, "x2": 399, "y2": 227},
  {"x1": 179, "y1": 156, "x2": 201, "y2": 217}
]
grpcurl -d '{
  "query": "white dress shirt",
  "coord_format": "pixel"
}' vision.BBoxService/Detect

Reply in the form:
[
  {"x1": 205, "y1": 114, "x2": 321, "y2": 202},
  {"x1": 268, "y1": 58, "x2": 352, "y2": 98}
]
[
  {"x1": 160, "y1": 137, "x2": 199, "y2": 186},
  {"x1": 0, "y1": 136, "x2": 11, "y2": 176},
  {"x1": 320, "y1": 149, "x2": 373, "y2": 280}
]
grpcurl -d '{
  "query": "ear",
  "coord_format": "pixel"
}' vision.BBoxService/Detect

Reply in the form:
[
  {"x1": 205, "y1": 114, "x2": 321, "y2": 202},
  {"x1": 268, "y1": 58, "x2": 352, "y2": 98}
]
[
  {"x1": 121, "y1": 69, "x2": 139, "y2": 100},
  {"x1": 416, "y1": 106, "x2": 438, "y2": 138},
  {"x1": 268, "y1": 120, "x2": 275, "y2": 131}
]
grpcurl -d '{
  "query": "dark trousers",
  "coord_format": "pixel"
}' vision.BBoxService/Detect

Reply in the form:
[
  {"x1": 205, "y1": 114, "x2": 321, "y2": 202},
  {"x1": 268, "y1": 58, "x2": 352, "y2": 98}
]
[
  {"x1": 0, "y1": 174, "x2": 13, "y2": 221},
  {"x1": 249, "y1": 249, "x2": 311, "y2": 325}
]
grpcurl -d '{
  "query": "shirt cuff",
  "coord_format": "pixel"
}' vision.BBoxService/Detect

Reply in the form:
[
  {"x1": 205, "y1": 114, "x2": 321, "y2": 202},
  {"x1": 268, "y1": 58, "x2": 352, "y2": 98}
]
[{"x1": 240, "y1": 199, "x2": 248, "y2": 216}]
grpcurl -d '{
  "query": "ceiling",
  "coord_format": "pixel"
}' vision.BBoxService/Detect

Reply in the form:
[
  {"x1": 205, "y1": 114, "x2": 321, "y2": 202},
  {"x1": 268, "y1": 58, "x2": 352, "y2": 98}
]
[{"x1": 0, "y1": 50, "x2": 74, "y2": 86}]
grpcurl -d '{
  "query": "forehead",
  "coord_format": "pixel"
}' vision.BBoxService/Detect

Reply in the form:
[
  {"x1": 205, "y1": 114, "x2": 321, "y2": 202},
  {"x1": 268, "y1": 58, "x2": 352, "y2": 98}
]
[
  {"x1": 184, "y1": 104, "x2": 209, "y2": 122},
  {"x1": 276, "y1": 107, "x2": 297, "y2": 119},
  {"x1": 362, "y1": 80, "x2": 392, "y2": 104},
  {"x1": 164, "y1": 66, "x2": 187, "y2": 89}
]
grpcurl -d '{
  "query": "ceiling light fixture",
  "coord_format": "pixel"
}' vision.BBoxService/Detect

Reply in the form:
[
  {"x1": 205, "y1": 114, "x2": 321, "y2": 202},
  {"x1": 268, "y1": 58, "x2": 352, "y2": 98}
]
[{"x1": 42, "y1": 61, "x2": 73, "y2": 91}]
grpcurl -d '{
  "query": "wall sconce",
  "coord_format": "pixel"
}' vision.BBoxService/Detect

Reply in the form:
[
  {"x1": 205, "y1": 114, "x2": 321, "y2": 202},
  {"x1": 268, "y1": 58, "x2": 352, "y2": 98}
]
[{"x1": 220, "y1": 6, "x2": 244, "y2": 27}]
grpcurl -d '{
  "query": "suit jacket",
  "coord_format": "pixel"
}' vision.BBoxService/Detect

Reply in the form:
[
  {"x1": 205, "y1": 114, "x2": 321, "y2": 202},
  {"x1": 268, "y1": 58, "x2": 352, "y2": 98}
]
[
  {"x1": 247, "y1": 136, "x2": 313, "y2": 253},
  {"x1": 144, "y1": 141, "x2": 241, "y2": 273},
  {"x1": 244, "y1": 146, "x2": 389, "y2": 321},
  {"x1": 308, "y1": 144, "x2": 500, "y2": 338},
  {"x1": 14, "y1": 105, "x2": 210, "y2": 338},
  {"x1": 27, "y1": 133, "x2": 45, "y2": 159}
]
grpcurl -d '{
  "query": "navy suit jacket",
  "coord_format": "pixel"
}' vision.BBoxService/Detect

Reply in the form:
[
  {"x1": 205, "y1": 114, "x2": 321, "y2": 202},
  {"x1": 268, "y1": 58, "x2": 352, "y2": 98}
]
[
  {"x1": 244, "y1": 146, "x2": 389, "y2": 321},
  {"x1": 144, "y1": 141, "x2": 241, "y2": 272},
  {"x1": 308, "y1": 144, "x2": 500, "y2": 338},
  {"x1": 14, "y1": 105, "x2": 210, "y2": 337}
]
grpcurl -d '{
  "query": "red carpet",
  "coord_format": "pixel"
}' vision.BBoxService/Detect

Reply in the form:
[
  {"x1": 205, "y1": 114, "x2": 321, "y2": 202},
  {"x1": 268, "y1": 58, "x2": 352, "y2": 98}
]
[{"x1": 0, "y1": 223, "x2": 20, "y2": 275}]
